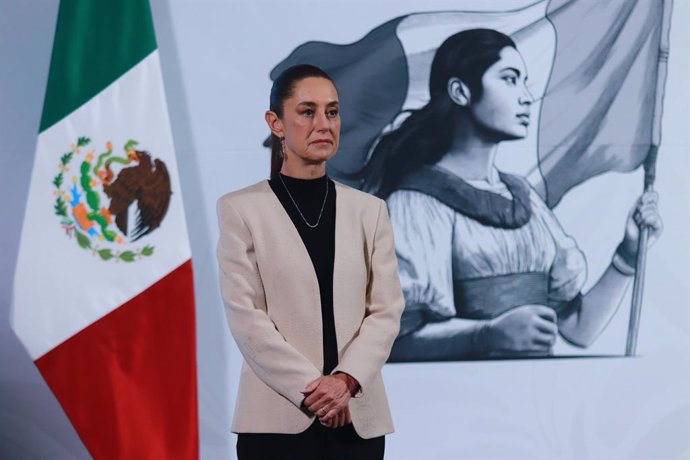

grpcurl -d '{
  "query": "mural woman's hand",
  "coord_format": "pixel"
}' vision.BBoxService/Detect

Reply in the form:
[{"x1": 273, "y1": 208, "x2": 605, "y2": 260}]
[
  {"x1": 621, "y1": 190, "x2": 663, "y2": 255},
  {"x1": 483, "y1": 305, "x2": 558, "y2": 353}
]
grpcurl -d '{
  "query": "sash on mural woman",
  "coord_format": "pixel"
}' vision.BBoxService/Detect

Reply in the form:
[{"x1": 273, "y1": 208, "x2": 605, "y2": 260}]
[{"x1": 11, "y1": 0, "x2": 198, "y2": 458}]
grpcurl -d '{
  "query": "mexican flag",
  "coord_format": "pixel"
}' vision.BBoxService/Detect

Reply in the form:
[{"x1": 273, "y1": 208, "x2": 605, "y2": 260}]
[{"x1": 10, "y1": 1, "x2": 198, "y2": 458}]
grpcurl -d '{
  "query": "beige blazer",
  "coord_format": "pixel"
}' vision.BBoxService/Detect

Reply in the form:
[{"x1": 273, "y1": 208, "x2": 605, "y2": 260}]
[{"x1": 216, "y1": 179, "x2": 404, "y2": 439}]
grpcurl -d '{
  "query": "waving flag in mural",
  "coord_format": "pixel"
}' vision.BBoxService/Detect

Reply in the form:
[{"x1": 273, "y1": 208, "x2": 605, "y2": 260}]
[
  {"x1": 11, "y1": 0, "x2": 199, "y2": 457},
  {"x1": 268, "y1": 0, "x2": 670, "y2": 361}
]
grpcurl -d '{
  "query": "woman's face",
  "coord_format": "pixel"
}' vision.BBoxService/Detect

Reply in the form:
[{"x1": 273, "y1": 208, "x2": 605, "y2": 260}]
[
  {"x1": 468, "y1": 46, "x2": 533, "y2": 141},
  {"x1": 278, "y1": 77, "x2": 340, "y2": 165}
]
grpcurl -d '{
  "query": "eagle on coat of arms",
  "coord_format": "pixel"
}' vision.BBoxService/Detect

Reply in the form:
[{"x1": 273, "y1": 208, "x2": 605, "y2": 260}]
[{"x1": 52, "y1": 137, "x2": 171, "y2": 262}]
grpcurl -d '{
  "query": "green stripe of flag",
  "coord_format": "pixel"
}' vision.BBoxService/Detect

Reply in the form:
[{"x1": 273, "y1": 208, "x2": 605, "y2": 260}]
[{"x1": 39, "y1": 0, "x2": 157, "y2": 133}]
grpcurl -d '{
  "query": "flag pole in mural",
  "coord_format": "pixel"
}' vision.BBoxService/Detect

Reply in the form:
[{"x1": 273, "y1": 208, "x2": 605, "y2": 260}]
[
  {"x1": 11, "y1": 0, "x2": 198, "y2": 458},
  {"x1": 627, "y1": 0, "x2": 674, "y2": 357}
]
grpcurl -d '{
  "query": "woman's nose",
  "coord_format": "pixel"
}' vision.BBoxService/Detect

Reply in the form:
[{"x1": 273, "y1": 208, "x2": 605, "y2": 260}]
[
  {"x1": 520, "y1": 83, "x2": 534, "y2": 105},
  {"x1": 314, "y1": 111, "x2": 330, "y2": 130}
]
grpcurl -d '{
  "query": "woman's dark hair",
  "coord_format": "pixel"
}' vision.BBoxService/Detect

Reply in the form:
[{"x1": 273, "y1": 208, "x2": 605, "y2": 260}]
[
  {"x1": 362, "y1": 29, "x2": 516, "y2": 198},
  {"x1": 268, "y1": 64, "x2": 335, "y2": 178}
]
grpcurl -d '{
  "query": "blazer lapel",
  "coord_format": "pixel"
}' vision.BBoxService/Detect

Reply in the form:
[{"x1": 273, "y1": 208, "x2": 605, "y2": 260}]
[
  {"x1": 332, "y1": 182, "x2": 368, "y2": 348},
  {"x1": 260, "y1": 180, "x2": 321, "y2": 306}
]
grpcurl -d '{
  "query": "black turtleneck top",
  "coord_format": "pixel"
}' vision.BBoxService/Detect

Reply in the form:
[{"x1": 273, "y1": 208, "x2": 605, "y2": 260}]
[{"x1": 268, "y1": 173, "x2": 338, "y2": 375}]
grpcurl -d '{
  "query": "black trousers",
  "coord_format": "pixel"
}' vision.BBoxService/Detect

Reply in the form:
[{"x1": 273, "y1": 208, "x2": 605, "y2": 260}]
[{"x1": 236, "y1": 420, "x2": 385, "y2": 460}]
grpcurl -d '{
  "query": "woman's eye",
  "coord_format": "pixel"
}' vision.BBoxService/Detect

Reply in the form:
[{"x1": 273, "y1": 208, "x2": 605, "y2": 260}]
[
  {"x1": 327, "y1": 110, "x2": 339, "y2": 118},
  {"x1": 302, "y1": 109, "x2": 315, "y2": 117},
  {"x1": 503, "y1": 76, "x2": 517, "y2": 85}
]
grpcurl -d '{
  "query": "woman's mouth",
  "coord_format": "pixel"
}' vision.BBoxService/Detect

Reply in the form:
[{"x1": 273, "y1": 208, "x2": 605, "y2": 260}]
[{"x1": 516, "y1": 113, "x2": 530, "y2": 126}]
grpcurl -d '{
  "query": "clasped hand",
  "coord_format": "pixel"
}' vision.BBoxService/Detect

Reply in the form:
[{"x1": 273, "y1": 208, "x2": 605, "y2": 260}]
[{"x1": 302, "y1": 375, "x2": 352, "y2": 428}]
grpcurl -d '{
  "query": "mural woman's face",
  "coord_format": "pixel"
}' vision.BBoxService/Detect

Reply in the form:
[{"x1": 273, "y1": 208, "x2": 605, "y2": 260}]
[{"x1": 469, "y1": 46, "x2": 532, "y2": 141}]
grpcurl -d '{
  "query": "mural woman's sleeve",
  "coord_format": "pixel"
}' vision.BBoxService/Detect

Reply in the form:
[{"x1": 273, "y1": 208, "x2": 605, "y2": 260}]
[
  {"x1": 530, "y1": 191, "x2": 587, "y2": 305},
  {"x1": 386, "y1": 189, "x2": 456, "y2": 337}
]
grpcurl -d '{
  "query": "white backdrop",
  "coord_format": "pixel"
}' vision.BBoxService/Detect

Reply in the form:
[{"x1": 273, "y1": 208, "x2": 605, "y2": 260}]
[{"x1": 1, "y1": 0, "x2": 688, "y2": 459}]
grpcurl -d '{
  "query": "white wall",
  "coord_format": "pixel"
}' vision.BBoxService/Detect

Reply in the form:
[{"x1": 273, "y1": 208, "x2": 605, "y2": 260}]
[{"x1": 1, "y1": 1, "x2": 688, "y2": 458}]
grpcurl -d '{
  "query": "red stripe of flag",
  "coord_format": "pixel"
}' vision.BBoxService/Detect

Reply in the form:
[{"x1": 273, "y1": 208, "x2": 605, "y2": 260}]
[{"x1": 36, "y1": 260, "x2": 198, "y2": 459}]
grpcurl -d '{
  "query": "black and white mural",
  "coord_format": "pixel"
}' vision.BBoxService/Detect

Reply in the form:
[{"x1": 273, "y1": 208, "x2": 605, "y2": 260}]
[{"x1": 269, "y1": 0, "x2": 670, "y2": 361}]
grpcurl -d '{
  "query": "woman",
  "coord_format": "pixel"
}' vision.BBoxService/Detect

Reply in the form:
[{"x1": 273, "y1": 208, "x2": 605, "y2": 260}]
[
  {"x1": 217, "y1": 64, "x2": 404, "y2": 459},
  {"x1": 361, "y1": 29, "x2": 662, "y2": 361}
]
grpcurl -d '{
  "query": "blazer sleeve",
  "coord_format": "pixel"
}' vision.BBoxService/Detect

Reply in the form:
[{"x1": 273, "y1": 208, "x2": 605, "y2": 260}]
[
  {"x1": 217, "y1": 197, "x2": 322, "y2": 408},
  {"x1": 333, "y1": 199, "x2": 404, "y2": 392}
]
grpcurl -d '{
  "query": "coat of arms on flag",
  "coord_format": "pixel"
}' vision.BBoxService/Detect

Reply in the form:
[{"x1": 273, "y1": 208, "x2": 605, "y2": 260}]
[{"x1": 52, "y1": 136, "x2": 171, "y2": 262}]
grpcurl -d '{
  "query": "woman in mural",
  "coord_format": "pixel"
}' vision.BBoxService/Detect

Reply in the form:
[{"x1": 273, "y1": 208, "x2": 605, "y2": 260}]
[{"x1": 362, "y1": 29, "x2": 663, "y2": 361}]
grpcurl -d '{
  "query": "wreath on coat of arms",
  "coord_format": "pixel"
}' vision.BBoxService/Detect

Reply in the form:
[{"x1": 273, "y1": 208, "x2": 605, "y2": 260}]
[{"x1": 52, "y1": 137, "x2": 172, "y2": 262}]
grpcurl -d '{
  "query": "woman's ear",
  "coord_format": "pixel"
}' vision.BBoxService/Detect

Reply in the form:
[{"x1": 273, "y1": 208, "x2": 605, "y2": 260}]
[
  {"x1": 447, "y1": 77, "x2": 471, "y2": 107},
  {"x1": 265, "y1": 110, "x2": 285, "y2": 138}
]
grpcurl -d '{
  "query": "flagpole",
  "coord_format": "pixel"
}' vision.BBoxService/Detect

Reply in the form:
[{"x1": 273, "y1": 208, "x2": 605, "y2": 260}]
[{"x1": 626, "y1": 0, "x2": 673, "y2": 356}]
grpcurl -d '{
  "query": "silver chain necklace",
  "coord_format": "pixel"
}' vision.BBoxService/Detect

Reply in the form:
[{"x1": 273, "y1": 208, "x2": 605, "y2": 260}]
[{"x1": 278, "y1": 173, "x2": 329, "y2": 228}]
